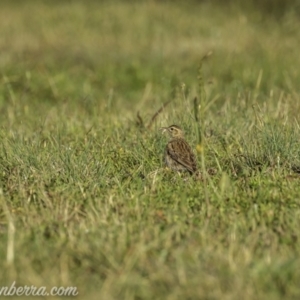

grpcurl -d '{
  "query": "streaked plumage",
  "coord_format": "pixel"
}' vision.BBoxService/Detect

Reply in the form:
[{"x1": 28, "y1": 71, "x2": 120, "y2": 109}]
[{"x1": 160, "y1": 125, "x2": 197, "y2": 174}]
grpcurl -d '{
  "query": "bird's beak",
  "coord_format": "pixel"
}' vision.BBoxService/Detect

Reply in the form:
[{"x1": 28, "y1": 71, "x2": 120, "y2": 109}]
[{"x1": 160, "y1": 127, "x2": 168, "y2": 134}]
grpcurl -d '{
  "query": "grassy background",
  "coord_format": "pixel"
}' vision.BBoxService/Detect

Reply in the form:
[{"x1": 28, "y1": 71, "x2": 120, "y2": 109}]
[{"x1": 1, "y1": 1, "x2": 300, "y2": 299}]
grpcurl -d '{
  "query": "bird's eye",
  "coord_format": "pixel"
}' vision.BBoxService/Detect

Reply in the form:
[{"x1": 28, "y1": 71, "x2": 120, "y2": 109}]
[{"x1": 170, "y1": 127, "x2": 174, "y2": 131}]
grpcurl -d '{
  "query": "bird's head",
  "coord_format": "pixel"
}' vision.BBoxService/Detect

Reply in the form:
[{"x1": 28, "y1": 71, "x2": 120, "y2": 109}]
[{"x1": 160, "y1": 125, "x2": 184, "y2": 138}]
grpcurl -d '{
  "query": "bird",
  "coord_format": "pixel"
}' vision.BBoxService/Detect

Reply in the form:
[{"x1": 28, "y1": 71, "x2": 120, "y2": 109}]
[{"x1": 160, "y1": 125, "x2": 197, "y2": 175}]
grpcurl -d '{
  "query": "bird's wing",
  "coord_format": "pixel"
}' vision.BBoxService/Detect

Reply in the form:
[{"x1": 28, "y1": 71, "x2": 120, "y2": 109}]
[{"x1": 166, "y1": 139, "x2": 197, "y2": 173}]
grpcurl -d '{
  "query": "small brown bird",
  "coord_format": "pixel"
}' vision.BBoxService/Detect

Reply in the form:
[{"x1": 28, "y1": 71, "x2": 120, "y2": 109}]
[{"x1": 160, "y1": 125, "x2": 197, "y2": 175}]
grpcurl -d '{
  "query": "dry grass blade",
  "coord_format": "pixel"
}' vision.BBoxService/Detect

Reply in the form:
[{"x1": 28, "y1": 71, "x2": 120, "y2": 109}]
[
  {"x1": 147, "y1": 99, "x2": 172, "y2": 129},
  {"x1": 136, "y1": 111, "x2": 145, "y2": 129}
]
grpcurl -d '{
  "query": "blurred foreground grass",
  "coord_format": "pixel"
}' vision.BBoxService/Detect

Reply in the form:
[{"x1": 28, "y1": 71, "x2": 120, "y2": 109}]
[{"x1": 1, "y1": 1, "x2": 300, "y2": 299}]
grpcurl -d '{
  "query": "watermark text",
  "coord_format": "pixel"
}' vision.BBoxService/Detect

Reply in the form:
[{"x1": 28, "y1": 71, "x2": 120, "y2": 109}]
[{"x1": 0, "y1": 281, "x2": 78, "y2": 297}]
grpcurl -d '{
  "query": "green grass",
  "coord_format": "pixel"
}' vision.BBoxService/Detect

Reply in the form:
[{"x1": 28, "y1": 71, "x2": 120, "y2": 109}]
[{"x1": 1, "y1": 1, "x2": 300, "y2": 299}]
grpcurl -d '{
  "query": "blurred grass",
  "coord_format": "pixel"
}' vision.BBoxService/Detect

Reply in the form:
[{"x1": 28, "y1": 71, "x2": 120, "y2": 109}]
[{"x1": 1, "y1": 1, "x2": 300, "y2": 299}]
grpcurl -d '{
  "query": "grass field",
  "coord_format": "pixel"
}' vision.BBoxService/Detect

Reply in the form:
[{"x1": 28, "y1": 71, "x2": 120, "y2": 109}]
[{"x1": 1, "y1": 1, "x2": 300, "y2": 299}]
